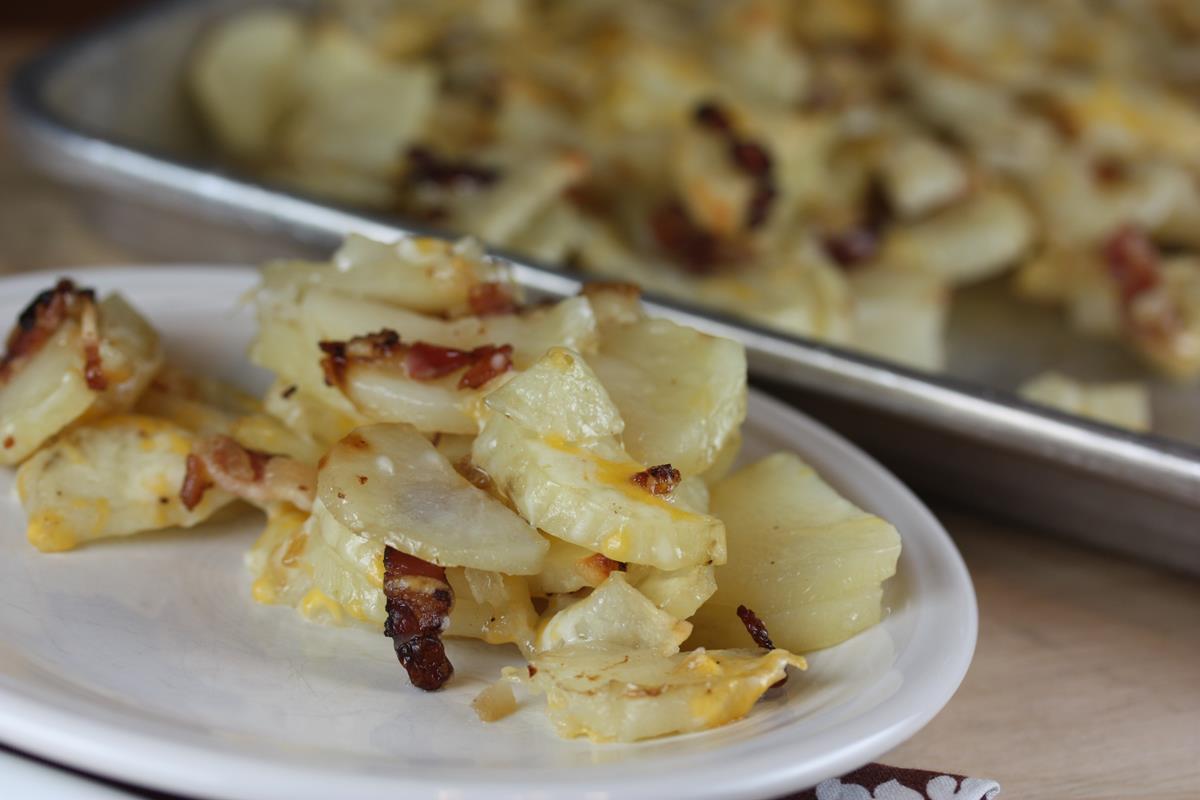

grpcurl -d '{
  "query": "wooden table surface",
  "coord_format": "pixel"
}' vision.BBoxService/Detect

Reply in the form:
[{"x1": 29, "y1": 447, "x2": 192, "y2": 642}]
[{"x1": 2, "y1": 34, "x2": 1199, "y2": 800}]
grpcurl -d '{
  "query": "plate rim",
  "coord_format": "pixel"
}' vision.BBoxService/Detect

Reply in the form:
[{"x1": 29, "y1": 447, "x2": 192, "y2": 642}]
[{"x1": 0, "y1": 266, "x2": 978, "y2": 800}]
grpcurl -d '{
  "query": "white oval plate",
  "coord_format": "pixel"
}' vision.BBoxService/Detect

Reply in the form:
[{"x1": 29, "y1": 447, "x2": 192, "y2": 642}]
[{"x1": 0, "y1": 268, "x2": 976, "y2": 800}]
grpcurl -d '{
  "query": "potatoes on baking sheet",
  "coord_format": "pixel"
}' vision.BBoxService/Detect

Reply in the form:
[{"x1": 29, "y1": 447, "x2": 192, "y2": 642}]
[
  {"x1": 189, "y1": 0, "x2": 1200, "y2": 410},
  {"x1": 3, "y1": 232, "x2": 903, "y2": 742}
]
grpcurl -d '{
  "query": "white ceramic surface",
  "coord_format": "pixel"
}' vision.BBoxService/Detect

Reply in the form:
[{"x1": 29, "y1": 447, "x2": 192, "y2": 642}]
[{"x1": 0, "y1": 268, "x2": 977, "y2": 800}]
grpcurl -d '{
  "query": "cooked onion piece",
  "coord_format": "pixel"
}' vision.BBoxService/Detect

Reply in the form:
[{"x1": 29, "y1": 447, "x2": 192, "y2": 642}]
[
  {"x1": 1, "y1": 283, "x2": 162, "y2": 465},
  {"x1": 16, "y1": 415, "x2": 234, "y2": 552},
  {"x1": 319, "y1": 423, "x2": 548, "y2": 574},
  {"x1": 512, "y1": 645, "x2": 804, "y2": 742},
  {"x1": 473, "y1": 348, "x2": 725, "y2": 570}
]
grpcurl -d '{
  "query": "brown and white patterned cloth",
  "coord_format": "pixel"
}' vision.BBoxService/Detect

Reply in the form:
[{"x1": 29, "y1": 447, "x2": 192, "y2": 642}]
[{"x1": 792, "y1": 764, "x2": 1001, "y2": 800}]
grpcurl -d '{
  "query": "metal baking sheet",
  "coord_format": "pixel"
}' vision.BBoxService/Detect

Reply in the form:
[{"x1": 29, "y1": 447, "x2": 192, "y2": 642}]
[{"x1": 8, "y1": 0, "x2": 1200, "y2": 572}]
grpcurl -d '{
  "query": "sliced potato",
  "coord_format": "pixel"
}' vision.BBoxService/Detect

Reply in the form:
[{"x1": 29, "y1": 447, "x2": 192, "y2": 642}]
[
  {"x1": 445, "y1": 568, "x2": 538, "y2": 655},
  {"x1": 300, "y1": 289, "x2": 599, "y2": 368},
  {"x1": 454, "y1": 151, "x2": 589, "y2": 245},
  {"x1": 1019, "y1": 371, "x2": 1150, "y2": 432},
  {"x1": 17, "y1": 415, "x2": 234, "y2": 552},
  {"x1": 474, "y1": 412, "x2": 725, "y2": 570},
  {"x1": 282, "y1": 28, "x2": 436, "y2": 176},
  {"x1": 261, "y1": 379, "x2": 365, "y2": 456},
  {"x1": 262, "y1": 234, "x2": 505, "y2": 316},
  {"x1": 526, "y1": 537, "x2": 622, "y2": 596},
  {"x1": 1, "y1": 290, "x2": 162, "y2": 465},
  {"x1": 334, "y1": 362, "x2": 493, "y2": 435},
  {"x1": 883, "y1": 186, "x2": 1035, "y2": 286},
  {"x1": 485, "y1": 347, "x2": 623, "y2": 440},
  {"x1": 248, "y1": 503, "x2": 539, "y2": 641},
  {"x1": 134, "y1": 366, "x2": 260, "y2": 437},
  {"x1": 0, "y1": 320, "x2": 92, "y2": 465},
  {"x1": 190, "y1": 9, "x2": 303, "y2": 159},
  {"x1": 690, "y1": 452, "x2": 900, "y2": 653},
  {"x1": 626, "y1": 563, "x2": 717, "y2": 620},
  {"x1": 88, "y1": 295, "x2": 164, "y2": 415},
  {"x1": 536, "y1": 572, "x2": 691, "y2": 655},
  {"x1": 587, "y1": 318, "x2": 746, "y2": 476},
  {"x1": 513, "y1": 645, "x2": 804, "y2": 742},
  {"x1": 319, "y1": 424, "x2": 548, "y2": 574},
  {"x1": 879, "y1": 136, "x2": 969, "y2": 219},
  {"x1": 474, "y1": 348, "x2": 724, "y2": 569},
  {"x1": 848, "y1": 267, "x2": 948, "y2": 371},
  {"x1": 247, "y1": 501, "x2": 386, "y2": 628}
]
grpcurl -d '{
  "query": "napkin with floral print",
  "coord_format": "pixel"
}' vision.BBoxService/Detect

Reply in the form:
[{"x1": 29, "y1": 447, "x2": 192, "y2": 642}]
[{"x1": 790, "y1": 763, "x2": 1000, "y2": 800}]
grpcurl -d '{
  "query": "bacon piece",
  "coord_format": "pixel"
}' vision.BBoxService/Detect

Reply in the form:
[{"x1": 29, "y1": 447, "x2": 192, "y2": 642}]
[
  {"x1": 823, "y1": 227, "x2": 880, "y2": 268},
  {"x1": 383, "y1": 546, "x2": 455, "y2": 691},
  {"x1": 631, "y1": 464, "x2": 681, "y2": 496},
  {"x1": 693, "y1": 100, "x2": 733, "y2": 133},
  {"x1": 822, "y1": 180, "x2": 892, "y2": 268},
  {"x1": 179, "y1": 435, "x2": 315, "y2": 512},
  {"x1": 1, "y1": 279, "x2": 99, "y2": 385},
  {"x1": 404, "y1": 341, "x2": 480, "y2": 380},
  {"x1": 650, "y1": 202, "x2": 726, "y2": 273},
  {"x1": 467, "y1": 282, "x2": 518, "y2": 316},
  {"x1": 736, "y1": 605, "x2": 775, "y2": 650},
  {"x1": 745, "y1": 181, "x2": 778, "y2": 229},
  {"x1": 1104, "y1": 225, "x2": 1161, "y2": 305},
  {"x1": 730, "y1": 141, "x2": 772, "y2": 178},
  {"x1": 456, "y1": 344, "x2": 513, "y2": 389},
  {"x1": 319, "y1": 330, "x2": 514, "y2": 391},
  {"x1": 690, "y1": 100, "x2": 778, "y2": 229},
  {"x1": 406, "y1": 146, "x2": 499, "y2": 188}
]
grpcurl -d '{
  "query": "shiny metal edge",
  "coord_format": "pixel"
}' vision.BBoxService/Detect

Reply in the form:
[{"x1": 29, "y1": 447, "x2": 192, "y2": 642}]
[{"x1": 6, "y1": 0, "x2": 1200, "y2": 519}]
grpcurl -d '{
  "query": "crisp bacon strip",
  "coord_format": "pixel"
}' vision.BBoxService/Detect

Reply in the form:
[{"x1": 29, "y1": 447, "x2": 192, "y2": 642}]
[
  {"x1": 631, "y1": 464, "x2": 681, "y2": 496},
  {"x1": 179, "y1": 435, "x2": 315, "y2": 512},
  {"x1": 691, "y1": 99, "x2": 778, "y2": 230},
  {"x1": 467, "y1": 282, "x2": 518, "y2": 316},
  {"x1": 1, "y1": 279, "x2": 103, "y2": 387},
  {"x1": 383, "y1": 546, "x2": 455, "y2": 691},
  {"x1": 1104, "y1": 225, "x2": 1161, "y2": 305},
  {"x1": 736, "y1": 605, "x2": 775, "y2": 650},
  {"x1": 319, "y1": 330, "x2": 514, "y2": 390}
]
